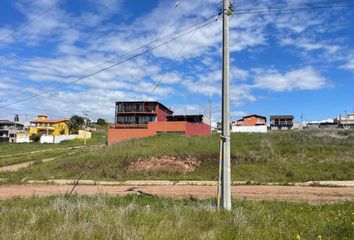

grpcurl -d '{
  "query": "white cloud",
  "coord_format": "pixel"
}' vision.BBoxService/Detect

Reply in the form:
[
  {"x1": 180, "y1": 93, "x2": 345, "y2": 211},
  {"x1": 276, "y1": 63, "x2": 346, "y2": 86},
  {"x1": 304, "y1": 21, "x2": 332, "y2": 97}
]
[
  {"x1": 341, "y1": 58, "x2": 354, "y2": 71},
  {"x1": 252, "y1": 66, "x2": 327, "y2": 92}
]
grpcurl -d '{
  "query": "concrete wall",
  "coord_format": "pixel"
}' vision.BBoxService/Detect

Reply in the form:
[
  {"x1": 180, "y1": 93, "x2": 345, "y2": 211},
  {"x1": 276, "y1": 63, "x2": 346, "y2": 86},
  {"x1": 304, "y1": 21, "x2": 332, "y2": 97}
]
[
  {"x1": 231, "y1": 125, "x2": 267, "y2": 133},
  {"x1": 16, "y1": 135, "x2": 30, "y2": 143},
  {"x1": 40, "y1": 134, "x2": 78, "y2": 144},
  {"x1": 78, "y1": 130, "x2": 92, "y2": 139},
  {"x1": 108, "y1": 121, "x2": 211, "y2": 145},
  {"x1": 185, "y1": 122, "x2": 211, "y2": 135}
]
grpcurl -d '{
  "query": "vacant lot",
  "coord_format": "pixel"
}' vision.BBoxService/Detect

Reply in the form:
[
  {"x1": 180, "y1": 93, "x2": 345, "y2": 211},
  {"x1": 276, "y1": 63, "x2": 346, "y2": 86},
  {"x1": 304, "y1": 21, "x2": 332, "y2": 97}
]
[
  {"x1": 0, "y1": 195, "x2": 353, "y2": 240},
  {"x1": 1, "y1": 130, "x2": 353, "y2": 183}
]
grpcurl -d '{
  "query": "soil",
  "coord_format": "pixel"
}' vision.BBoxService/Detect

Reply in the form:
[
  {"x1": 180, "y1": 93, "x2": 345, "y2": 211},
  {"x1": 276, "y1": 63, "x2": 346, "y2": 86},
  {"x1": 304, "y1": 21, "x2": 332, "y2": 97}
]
[
  {"x1": 127, "y1": 155, "x2": 201, "y2": 173},
  {"x1": 0, "y1": 184, "x2": 353, "y2": 204}
]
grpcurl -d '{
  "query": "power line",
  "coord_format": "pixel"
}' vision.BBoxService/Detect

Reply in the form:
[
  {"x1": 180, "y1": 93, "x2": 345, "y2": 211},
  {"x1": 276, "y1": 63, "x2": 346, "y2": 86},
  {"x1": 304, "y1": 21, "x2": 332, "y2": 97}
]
[
  {"x1": 0, "y1": 0, "x2": 61, "y2": 43},
  {"x1": 0, "y1": 17, "x2": 218, "y2": 109},
  {"x1": 131, "y1": 0, "x2": 181, "y2": 88},
  {"x1": 0, "y1": 0, "x2": 121, "y2": 56},
  {"x1": 2, "y1": 13, "x2": 218, "y2": 107},
  {"x1": 234, "y1": 2, "x2": 354, "y2": 15}
]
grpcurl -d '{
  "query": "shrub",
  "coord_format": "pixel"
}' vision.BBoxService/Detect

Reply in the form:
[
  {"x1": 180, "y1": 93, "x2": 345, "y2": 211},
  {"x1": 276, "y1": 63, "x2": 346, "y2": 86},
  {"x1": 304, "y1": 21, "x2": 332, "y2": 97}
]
[{"x1": 30, "y1": 133, "x2": 41, "y2": 142}]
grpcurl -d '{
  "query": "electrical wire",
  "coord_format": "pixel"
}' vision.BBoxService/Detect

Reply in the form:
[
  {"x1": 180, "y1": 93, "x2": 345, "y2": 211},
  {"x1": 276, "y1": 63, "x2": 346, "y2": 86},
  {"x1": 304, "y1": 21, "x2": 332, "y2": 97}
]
[
  {"x1": 132, "y1": 0, "x2": 181, "y2": 83},
  {"x1": 0, "y1": 15, "x2": 219, "y2": 109},
  {"x1": 0, "y1": 0, "x2": 121, "y2": 56},
  {"x1": 0, "y1": 0, "x2": 61, "y2": 43},
  {"x1": 234, "y1": 2, "x2": 354, "y2": 15},
  {"x1": 1, "y1": 12, "x2": 219, "y2": 107},
  {"x1": 64, "y1": 17, "x2": 218, "y2": 202}
]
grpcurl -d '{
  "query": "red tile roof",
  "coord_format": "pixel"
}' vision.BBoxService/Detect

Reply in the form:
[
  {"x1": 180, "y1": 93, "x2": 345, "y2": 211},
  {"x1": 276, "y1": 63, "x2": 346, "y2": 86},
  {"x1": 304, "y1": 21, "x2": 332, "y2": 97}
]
[{"x1": 30, "y1": 119, "x2": 69, "y2": 124}]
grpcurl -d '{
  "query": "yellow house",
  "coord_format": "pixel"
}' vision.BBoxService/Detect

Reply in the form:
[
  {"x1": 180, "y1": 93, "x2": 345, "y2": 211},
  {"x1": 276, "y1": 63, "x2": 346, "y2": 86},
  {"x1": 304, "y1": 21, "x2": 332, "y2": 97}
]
[{"x1": 29, "y1": 115, "x2": 69, "y2": 136}]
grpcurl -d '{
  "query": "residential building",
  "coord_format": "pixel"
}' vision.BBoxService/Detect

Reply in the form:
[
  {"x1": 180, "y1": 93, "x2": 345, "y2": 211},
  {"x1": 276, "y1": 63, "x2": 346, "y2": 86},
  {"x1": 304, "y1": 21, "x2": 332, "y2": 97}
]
[
  {"x1": 230, "y1": 114, "x2": 267, "y2": 133},
  {"x1": 29, "y1": 115, "x2": 69, "y2": 136},
  {"x1": 270, "y1": 115, "x2": 294, "y2": 130},
  {"x1": 115, "y1": 101, "x2": 173, "y2": 124},
  {"x1": 108, "y1": 101, "x2": 210, "y2": 144},
  {"x1": 0, "y1": 120, "x2": 24, "y2": 143},
  {"x1": 334, "y1": 113, "x2": 354, "y2": 129},
  {"x1": 234, "y1": 114, "x2": 266, "y2": 126}
]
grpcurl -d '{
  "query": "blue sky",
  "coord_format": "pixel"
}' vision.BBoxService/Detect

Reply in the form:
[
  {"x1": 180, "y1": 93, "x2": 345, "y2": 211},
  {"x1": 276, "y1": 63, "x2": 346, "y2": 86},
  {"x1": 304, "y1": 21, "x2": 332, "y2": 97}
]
[{"x1": 0, "y1": 0, "x2": 353, "y2": 123}]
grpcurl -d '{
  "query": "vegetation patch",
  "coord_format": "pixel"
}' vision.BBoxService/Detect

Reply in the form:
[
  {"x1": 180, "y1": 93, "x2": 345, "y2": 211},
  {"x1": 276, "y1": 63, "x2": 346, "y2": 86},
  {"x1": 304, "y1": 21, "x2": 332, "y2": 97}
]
[
  {"x1": 0, "y1": 195, "x2": 353, "y2": 240},
  {"x1": 127, "y1": 155, "x2": 201, "y2": 173}
]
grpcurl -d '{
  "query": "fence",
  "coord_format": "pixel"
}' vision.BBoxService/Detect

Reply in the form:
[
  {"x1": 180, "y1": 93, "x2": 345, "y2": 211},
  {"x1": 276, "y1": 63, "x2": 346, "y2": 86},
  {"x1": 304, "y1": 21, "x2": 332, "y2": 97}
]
[
  {"x1": 40, "y1": 135, "x2": 78, "y2": 144},
  {"x1": 231, "y1": 126, "x2": 267, "y2": 133}
]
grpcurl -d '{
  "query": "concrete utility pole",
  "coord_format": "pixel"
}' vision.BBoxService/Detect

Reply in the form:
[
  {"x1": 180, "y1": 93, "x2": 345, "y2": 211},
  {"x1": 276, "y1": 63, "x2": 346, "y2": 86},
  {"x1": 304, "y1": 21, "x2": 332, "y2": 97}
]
[
  {"x1": 220, "y1": 0, "x2": 232, "y2": 211},
  {"x1": 83, "y1": 112, "x2": 89, "y2": 145}
]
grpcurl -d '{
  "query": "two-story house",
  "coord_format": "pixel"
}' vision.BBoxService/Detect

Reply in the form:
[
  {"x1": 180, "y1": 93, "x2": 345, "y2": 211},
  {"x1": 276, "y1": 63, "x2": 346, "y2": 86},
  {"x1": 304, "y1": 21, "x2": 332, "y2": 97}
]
[
  {"x1": 270, "y1": 115, "x2": 294, "y2": 130},
  {"x1": 29, "y1": 115, "x2": 69, "y2": 136},
  {"x1": 0, "y1": 120, "x2": 24, "y2": 143},
  {"x1": 108, "y1": 101, "x2": 210, "y2": 144}
]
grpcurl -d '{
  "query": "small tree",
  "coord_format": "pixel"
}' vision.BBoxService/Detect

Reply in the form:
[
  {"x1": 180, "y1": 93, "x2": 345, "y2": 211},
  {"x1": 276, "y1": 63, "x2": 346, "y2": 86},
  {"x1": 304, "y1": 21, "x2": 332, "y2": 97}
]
[
  {"x1": 30, "y1": 133, "x2": 41, "y2": 142},
  {"x1": 96, "y1": 118, "x2": 107, "y2": 126},
  {"x1": 69, "y1": 115, "x2": 85, "y2": 134}
]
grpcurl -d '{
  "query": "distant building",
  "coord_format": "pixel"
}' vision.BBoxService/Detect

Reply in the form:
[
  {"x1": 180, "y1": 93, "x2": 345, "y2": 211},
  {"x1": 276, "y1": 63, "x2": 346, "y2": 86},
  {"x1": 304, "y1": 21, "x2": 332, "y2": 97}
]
[
  {"x1": 29, "y1": 115, "x2": 69, "y2": 136},
  {"x1": 108, "y1": 101, "x2": 210, "y2": 144},
  {"x1": 115, "y1": 101, "x2": 173, "y2": 124},
  {"x1": 234, "y1": 114, "x2": 266, "y2": 126},
  {"x1": 0, "y1": 120, "x2": 24, "y2": 143},
  {"x1": 270, "y1": 115, "x2": 294, "y2": 131},
  {"x1": 334, "y1": 113, "x2": 354, "y2": 129},
  {"x1": 231, "y1": 114, "x2": 267, "y2": 133}
]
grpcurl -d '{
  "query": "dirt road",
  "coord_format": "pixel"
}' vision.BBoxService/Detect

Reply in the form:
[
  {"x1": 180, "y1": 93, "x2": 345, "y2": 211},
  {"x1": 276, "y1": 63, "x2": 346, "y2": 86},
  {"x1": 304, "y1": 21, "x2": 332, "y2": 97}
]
[{"x1": 0, "y1": 184, "x2": 353, "y2": 203}]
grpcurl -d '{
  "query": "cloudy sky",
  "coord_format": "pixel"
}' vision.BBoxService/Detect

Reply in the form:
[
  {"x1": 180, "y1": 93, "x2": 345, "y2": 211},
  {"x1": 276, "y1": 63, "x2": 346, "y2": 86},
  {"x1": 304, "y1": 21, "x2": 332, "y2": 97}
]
[{"x1": 0, "y1": 0, "x2": 353, "y2": 123}]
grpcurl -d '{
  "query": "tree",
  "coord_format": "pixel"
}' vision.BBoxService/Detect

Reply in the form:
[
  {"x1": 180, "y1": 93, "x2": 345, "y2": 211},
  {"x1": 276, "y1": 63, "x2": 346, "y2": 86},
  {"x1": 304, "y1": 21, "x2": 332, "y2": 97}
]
[
  {"x1": 96, "y1": 118, "x2": 107, "y2": 126},
  {"x1": 69, "y1": 115, "x2": 84, "y2": 134},
  {"x1": 30, "y1": 133, "x2": 41, "y2": 142}
]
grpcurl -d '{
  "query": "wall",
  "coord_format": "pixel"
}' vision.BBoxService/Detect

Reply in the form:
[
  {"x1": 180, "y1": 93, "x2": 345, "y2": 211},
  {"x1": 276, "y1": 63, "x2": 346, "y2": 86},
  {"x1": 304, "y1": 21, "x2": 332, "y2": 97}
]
[
  {"x1": 16, "y1": 134, "x2": 30, "y2": 143},
  {"x1": 148, "y1": 121, "x2": 187, "y2": 133},
  {"x1": 243, "y1": 116, "x2": 266, "y2": 126},
  {"x1": 78, "y1": 130, "x2": 92, "y2": 139},
  {"x1": 108, "y1": 128, "x2": 153, "y2": 144},
  {"x1": 185, "y1": 122, "x2": 211, "y2": 135},
  {"x1": 40, "y1": 134, "x2": 78, "y2": 144},
  {"x1": 231, "y1": 126, "x2": 267, "y2": 133},
  {"x1": 108, "y1": 121, "x2": 211, "y2": 145},
  {"x1": 155, "y1": 105, "x2": 171, "y2": 122}
]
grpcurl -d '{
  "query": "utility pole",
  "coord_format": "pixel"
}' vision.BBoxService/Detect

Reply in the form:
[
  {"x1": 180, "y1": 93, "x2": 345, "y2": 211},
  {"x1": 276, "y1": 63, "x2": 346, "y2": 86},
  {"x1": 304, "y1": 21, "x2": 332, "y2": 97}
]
[
  {"x1": 220, "y1": 0, "x2": 232, "y2": 211},
  {"x1": 83, "y1": 112, "x2": 89, "y2": 145}
]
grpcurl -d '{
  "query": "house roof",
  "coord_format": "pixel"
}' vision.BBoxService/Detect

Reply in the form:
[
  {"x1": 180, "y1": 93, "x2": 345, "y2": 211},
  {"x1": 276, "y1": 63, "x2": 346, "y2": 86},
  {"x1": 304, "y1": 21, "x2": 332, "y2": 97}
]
[
  {"x1": 242, "y1": 114, "x2": 266, "y2": 119},
  {"x1": 270, "y1": 115, "x2": 294, "y2": 119},
  {"x1": 30, "y1": 119, "x2": 69, "y2": 124},
  {"x1": 115, "y1": 101, "x2": 173, "y2": 114},
  {"x1": 0, "y1": 120, "x2": 24, "y2": 126}
]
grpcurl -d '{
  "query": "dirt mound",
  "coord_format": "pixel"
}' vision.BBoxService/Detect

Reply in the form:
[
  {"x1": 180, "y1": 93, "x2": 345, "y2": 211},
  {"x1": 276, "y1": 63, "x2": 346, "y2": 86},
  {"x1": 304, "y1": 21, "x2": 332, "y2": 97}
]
[{"x1": 127, "y1": 155, "x2": 201, "y2": 173}]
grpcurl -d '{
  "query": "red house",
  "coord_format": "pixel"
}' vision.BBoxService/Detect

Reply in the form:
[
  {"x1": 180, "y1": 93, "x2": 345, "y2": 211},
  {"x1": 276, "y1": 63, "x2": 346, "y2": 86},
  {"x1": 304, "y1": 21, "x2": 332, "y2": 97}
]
[
  {"x1": 235, "y1": 114, "x2": 266, "y2": 126},
  {"x1": 108, "y1": 101, "x2": 210, "y2": 144}
]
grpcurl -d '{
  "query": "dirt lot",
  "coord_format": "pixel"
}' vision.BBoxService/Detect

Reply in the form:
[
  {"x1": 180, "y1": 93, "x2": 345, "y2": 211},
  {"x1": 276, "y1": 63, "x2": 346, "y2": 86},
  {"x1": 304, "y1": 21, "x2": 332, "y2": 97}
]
[{"x1": 0, "y1": 184, "x2": 353, "y2": 203}]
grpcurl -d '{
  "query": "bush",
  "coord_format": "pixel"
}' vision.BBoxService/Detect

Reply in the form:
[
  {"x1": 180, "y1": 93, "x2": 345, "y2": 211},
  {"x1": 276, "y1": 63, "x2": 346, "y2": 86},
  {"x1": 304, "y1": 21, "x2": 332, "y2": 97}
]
[
  {"x1": 97, "y1": 118, "x2": 107, "y2": 125},
  {"x1": 30, "y1": 133, "x2": 41, "y2": 142}
]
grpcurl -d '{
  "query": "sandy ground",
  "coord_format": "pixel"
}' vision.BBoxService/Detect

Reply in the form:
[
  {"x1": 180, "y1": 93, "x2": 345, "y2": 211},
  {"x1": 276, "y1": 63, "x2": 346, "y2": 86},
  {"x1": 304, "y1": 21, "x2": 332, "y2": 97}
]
[{"x1": 0, "y1": 184, "x2": 353, "y2": 203}]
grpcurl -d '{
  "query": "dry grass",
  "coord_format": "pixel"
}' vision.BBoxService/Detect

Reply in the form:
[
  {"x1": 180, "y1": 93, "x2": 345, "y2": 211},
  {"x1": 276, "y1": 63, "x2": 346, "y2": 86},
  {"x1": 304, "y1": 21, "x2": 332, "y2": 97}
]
[{"x1": 0, "y1": 194, "x2": 353, "y2": 239}]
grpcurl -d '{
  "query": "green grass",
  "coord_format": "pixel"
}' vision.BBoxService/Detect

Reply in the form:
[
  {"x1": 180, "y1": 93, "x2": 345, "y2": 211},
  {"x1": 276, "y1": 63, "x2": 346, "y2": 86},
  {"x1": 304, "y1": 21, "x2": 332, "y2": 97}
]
[
  {"x1": 0, "y1": 125, "x2": 107, "y2": 156},
  {"x1": 1, "y1": 130, "x2": 354, "y2": 183},
  {"x1": 0, "y1": 148, "x2": 74, "y2": 167},
  {"x1": 0, "y1": 195, "x2": 353, "y2": 239}
]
